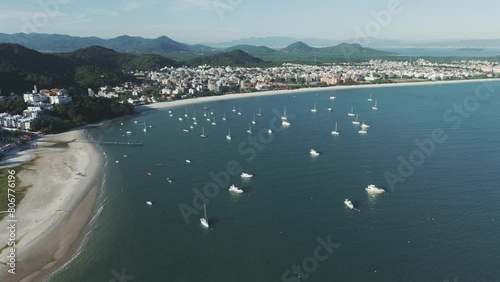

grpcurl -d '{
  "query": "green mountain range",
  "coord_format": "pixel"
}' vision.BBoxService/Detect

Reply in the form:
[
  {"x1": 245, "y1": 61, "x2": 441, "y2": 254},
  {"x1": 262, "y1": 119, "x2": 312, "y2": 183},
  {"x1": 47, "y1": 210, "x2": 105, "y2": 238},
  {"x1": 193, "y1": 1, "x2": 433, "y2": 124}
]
[{"x1": 0, "y1": 44, "x2": 179, "y2": 93}]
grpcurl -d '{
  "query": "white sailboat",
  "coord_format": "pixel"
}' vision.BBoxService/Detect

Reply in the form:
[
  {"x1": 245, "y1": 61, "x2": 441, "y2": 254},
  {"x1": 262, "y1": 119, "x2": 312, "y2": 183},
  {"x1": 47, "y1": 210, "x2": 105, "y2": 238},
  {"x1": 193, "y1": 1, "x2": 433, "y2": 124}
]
[
  {"x1": 222, "y1": 113, "x2": 227, "y2": 121},
  {"x1": 282, "y1": 120, "x2": 291, "y2": 126},
  {"x1": 329, "y1": 96, "x2": 336, "y2": 100},
  {"x1": 178, "y1": 117, "x2": 183, "y2": 121},
  {"x1": 344, "y1": 199, "x2": 354, "y2": 209},
  {"x1": 211, "y1": 117, "x2": 217, "y2": 125},
  {"x1": 281, "y1": 107, "x2": 288, "y2": 120},
  {"x1": 226, "y1": 128, "x2": 232, "y2": 140},
  {"x1": 192, "y1": 110, "x2": 196, "y2": 121},
  {"x1": 229, "y1": 184, "x2": 244, "y2": 194},
  {"x1": 200, "y1": 204, "x2": 209, "y2": 228},
  {"x1": 352, "y1": 114, "x2": 360, "y2": 125},
  {"x1": 247, "y1": 123, "x2": 252, "y2": 134},
  {"x1": 241, "y1": 172, "x2": 253, "y2": 178},
  {"x1": 358, "y1": 128, "x2": 367, "y2": 134},
  {"x1": 361, "y1": 122, "x2": 370, "y2": 128},
  {"x1": 331, "y1": 122, "x2": 339, "y2": 135},
  {"x1": 310, "y1": 149, "x2": 320, "y2": 156},
  {"x1": 365, "y1": 184, "x2": 385, "y2": 194},
  {"x1": 146, "y1": 201, "x2": 153, "y2": 206},
  {"x1": 368, "y1": 93, "x2": 372, "y2": 102},
  {"x1": 232, "y1": 106, "x2": 237, "y2": 112},
  {"x1": 268, "y1": 129, "x2": 273, "y2": 134},
  {"x1": 238, "y1": 108, "x2": 242, "y2": 115},
  {"x1": 372, "y1": 101, "x2": 378, "y2": 110},
  {"x1": 143, "y1": 122, "x2": 147, "y2": 132},
  {"x1": 257, "y1": 108, "x2": 263, "y2": 117},
  {"x1": 126, "y1": 131, "x2": 132, "y2": 134},
  {"x1": 200, "y1": 127, "x2": 207, "y2": 138},
  {"x1": 311, "y1": 103, "x2": 317, "y2": 113},
  {"x1": 348, "y1": 106, "x2": 355, "y2": 117},
  {"x1": 252, "y1": 115, "x2": 256, "y2": 125},
  {"x1": 184, "y1": 108, "x2": 188, "y2": 118}
]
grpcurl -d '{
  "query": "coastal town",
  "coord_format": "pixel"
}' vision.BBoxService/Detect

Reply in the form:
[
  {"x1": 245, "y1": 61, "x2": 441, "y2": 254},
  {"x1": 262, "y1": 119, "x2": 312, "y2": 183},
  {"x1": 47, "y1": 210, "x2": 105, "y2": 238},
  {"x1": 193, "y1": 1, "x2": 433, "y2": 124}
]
[{"x1": 0, "y1": 58, "x2": 499, "y2": 137}]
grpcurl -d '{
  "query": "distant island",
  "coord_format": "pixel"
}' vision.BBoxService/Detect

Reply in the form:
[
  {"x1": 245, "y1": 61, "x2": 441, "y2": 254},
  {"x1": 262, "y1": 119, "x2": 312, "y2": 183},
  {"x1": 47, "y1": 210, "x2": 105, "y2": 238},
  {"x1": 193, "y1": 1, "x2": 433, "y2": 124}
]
[{"x1": 456, "y1": 47, "x2": 485, "y2": 52}]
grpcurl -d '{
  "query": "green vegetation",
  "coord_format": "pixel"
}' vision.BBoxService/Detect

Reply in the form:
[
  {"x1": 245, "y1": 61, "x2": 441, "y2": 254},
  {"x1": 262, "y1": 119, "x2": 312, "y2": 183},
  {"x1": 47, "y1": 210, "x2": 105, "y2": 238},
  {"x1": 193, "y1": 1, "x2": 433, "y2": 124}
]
[
  {"x1": 0, "y1": 44, "x2": 178, "y2": 94},
  {"x1": 30, "y1": 97, "x2": 134, "y2": 133},
  {"x1": 0, "y1": 163, "x2": 31, "y2": 220},
  {"x1": 0, "y1": 98, "x2": 28, "y2": 115},
  {"x1": 187, "y1": 50, "x2": 270, "y2": 67}
]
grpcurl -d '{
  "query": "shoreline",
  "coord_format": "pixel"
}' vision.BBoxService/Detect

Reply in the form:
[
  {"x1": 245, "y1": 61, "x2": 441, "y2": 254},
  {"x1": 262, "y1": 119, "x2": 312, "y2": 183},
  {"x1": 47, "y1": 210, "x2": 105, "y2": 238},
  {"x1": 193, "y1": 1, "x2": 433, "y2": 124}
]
[
  {"x1": 0, "y1": 76, "x2": 497, "y2": 281},
  {"x1": 138, "y1": 78, "x2": 500, "y2": 111},
  {"x1": 0, "y1": 129, "x2": 104, "y2": 282}
]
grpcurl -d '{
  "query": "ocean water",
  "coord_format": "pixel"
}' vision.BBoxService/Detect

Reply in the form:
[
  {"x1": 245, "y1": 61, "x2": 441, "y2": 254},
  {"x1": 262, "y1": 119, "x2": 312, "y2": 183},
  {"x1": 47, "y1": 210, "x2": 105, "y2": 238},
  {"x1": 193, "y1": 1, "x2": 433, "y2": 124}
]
[
  {"x1": 48, "y1": 82, "x2": 500, "y2": 282},
  {"x1": 379, "y1": 48, "x2": 500, "y2": 57}
]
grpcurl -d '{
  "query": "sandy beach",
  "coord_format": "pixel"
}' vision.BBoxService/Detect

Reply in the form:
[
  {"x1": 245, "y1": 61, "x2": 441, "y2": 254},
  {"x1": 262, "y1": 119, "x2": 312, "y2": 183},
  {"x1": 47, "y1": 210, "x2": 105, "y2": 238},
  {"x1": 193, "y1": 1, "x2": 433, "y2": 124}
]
[
  {"x1": 139, "y1": 78, "x2": 500, "y2": 111},
  {"x1": 0, "y1": 129, "x2": 103, "y2": 282}
]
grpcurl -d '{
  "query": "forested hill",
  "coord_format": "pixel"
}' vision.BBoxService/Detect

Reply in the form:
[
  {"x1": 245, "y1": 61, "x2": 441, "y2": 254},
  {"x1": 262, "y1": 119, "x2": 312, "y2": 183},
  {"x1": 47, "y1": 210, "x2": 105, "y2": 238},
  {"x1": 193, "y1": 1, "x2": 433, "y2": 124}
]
[{"x1": 0, "y1": 44, "x2": 179, "y2": 94}]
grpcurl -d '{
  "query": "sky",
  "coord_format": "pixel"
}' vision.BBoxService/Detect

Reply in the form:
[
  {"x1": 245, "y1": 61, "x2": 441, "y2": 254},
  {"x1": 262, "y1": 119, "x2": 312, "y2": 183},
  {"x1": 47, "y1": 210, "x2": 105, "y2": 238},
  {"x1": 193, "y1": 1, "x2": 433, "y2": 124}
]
[{"x1": 0, "y1": 0, "x2": 499, "y2": 44}]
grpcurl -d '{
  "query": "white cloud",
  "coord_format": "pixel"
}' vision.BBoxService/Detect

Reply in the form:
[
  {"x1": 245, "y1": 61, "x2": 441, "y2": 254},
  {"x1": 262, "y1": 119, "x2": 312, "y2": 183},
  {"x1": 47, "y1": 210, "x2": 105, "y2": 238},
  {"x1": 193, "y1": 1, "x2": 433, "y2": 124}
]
[
  {"x1": 122, "y1": 1, "x2": 156, "y2": 12},
  {"x1": 172, "y1": 0, "x2": 214, "y2": 10},
  {"x1": 88, "y1": 8, "x2": 120, "y2": 17}
]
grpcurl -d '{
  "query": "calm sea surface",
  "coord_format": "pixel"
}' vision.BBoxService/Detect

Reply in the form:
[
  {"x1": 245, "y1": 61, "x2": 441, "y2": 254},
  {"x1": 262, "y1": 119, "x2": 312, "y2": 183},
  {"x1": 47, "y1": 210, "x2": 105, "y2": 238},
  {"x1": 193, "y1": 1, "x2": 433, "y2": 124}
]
[{"x1": 48, "y1": 82, "x2": 500, "y2": 282}]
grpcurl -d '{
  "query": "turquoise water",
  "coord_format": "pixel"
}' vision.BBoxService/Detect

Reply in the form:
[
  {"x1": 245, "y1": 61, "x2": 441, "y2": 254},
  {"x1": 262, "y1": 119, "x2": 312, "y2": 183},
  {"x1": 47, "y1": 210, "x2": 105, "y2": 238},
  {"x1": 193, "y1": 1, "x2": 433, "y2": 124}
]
[{"x1": 48, "y1": 82, "x2": 500, "y2": 282}]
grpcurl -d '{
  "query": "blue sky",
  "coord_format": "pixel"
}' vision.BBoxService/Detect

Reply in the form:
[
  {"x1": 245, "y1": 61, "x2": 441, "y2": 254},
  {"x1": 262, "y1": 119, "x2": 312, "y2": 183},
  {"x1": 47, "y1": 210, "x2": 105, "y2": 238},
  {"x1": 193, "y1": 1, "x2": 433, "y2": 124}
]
[{"x1": 1, "y1": 0, "x2": 499, "y2": 43}]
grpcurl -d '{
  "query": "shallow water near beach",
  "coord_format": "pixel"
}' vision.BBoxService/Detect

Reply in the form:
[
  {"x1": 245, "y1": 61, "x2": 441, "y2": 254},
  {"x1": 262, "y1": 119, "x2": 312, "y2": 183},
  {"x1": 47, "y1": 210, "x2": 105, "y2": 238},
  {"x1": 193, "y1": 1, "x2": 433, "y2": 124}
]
[{"x1": 48, "y1": 82, "x2": 500, "y2": 282}]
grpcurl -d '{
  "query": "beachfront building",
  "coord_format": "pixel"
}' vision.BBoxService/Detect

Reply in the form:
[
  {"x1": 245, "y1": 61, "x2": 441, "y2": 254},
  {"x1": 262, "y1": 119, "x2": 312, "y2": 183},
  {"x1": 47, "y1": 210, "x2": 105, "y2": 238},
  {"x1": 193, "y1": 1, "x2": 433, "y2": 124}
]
[{"x1": 49, "y1": 95, "x2": 73, "y2": 105}]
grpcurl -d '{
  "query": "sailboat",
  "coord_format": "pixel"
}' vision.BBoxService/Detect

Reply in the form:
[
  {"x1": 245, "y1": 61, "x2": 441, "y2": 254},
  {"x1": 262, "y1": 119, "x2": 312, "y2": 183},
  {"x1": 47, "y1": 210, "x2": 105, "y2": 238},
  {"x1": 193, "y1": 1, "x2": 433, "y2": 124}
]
[
  {"x1": 200, "y1": 204, "x2": 209, "y2": 228},
  {"x1": 192, "y1": 110, "x2": 196, "y2": 121},
  {"x1": 361, "y1": 122, "x2": 370, "y2": 128},
  {"x1": 184, "y1": 108, "x2": 188, "y2": 118},
  {"x1": 368, "y1": 93, "x2": 372, "y2": 102},
  {"x1": 222, "y1": 113, "x2": 227, "y2": 121},
  {"x1": 329, "y1": 96, "x2": 336, "y2": 100},
  {"x1": 200, "y1": 127, "x2": 207, "y2": 138},
  {"x1": 372, "y1": 101, "x2": 378, "y2": 110},
  {"x1": 268, "y1": 129, "x2": 273, "y2": 134},
  {"x1": 352, "y1": 114, "x2": 360, "y2": 125},
  {"x1": 211, "y1": 117, "x2": 217, "y2": 125},
  {"x1": 238, "y1": 108, "x2": 242, "y2": 115},
  {"x1": 331, "y1": 122, "x2": 339, "y2": 135},
  {"x1": 247, "y1": 123, "x2": 252, "y2": 134},
  {"x1": 226, "y1": 128, "x2": 232, "y2": 140},
  {"x1": 232, "y1": 106, "x2": 237, "y2": 112},
  {"x1": 257, "y1": 108, "x2": 263, "y2": 117},
  {"x1": 281, "y1": 107, "x2": 288, "y2": 120},
  {"x1": 310, "y1": 149, "x2": 320, "y2": 156},
  {"x1": 143, "y1": 122, "x2": 147, "y2": 132},
  {"x1": 348, "y1": 106, "x2": 355, "y2": 117},
  {"x1": 358, "y1": 128, "x2": 367, "y2": 134},
  {"x1": 252, "y1": 115, "x2": 256, "y2": 125},
  {"x1": 311, "y1": 103, "x2": 317, "y2": 113}
]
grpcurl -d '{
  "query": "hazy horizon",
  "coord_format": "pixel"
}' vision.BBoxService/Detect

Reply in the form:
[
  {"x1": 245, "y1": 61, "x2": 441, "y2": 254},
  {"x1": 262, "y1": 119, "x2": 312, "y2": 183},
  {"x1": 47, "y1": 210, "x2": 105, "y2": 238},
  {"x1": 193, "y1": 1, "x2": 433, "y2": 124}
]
[{"x1": 1, "y1": 0, "x2": 500, "y2": 44}]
